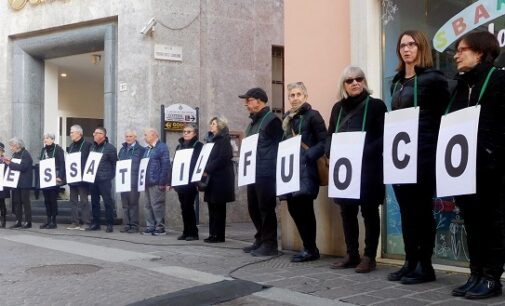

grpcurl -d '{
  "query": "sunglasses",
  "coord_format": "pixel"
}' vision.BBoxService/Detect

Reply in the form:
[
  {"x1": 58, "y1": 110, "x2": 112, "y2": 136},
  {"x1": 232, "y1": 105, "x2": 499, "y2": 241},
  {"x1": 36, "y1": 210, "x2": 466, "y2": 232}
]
[{"x1": 344, "y1": 77, "x2": 364, "y2": 84}]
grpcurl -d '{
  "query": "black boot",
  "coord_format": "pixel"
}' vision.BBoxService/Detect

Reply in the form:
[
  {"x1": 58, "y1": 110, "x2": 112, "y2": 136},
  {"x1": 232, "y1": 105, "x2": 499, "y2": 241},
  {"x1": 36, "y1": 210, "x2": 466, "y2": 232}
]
[
  {"x1": 0, "y1": 204, "x2": 6, "y2": 228},
  {"x1": 452, "y1": 273, "x2": 481, "y2": 296},
  {"x1": 387, "y1": 260, "x2": 417, "y2": 281},
  {"x1": 465, "y1": 276, "x2": 502, "y2": 299},
  {"x1": 400, "y1": 261, "x2": 436, "y2": 285},
  {"x1": 40, "y1": 216, "x2": 50, "y2": 229},
  {"x1": 9, "y1": 221, "x2": 22, "y2": 229},
  {"x1": 47, "y1": 216, "x2": 57, "y2": 229},
  {"x1": 0, "y1": 215, "x2": 5, "y2": 228}
]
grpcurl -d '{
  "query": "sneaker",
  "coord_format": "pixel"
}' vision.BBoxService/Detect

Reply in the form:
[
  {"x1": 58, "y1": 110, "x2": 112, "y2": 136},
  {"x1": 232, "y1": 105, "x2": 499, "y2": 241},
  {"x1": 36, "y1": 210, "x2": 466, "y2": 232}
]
[
  {"x1": 127, "y1": 227, "x2": 139, "y2": 234},
  {"x1": 142, "y1": 228, "x2": 155, "y2": 236},
  {"x1": 66, "y1": 224, "x2": 80, "y2": 230},
  {"x1": 153, "y1": 228, "x2": 167, "y2": 236}
]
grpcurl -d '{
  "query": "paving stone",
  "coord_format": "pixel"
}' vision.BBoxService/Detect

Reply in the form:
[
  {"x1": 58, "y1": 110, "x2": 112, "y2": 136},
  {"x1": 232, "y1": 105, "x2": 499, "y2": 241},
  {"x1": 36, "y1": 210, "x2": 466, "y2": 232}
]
[
  {"x1": 373, "y1": 297, "x2": 431, "y2": 306},
  {"x1": 341, "y1": 294, "x2": 385, "y2": 305},
  {"x1": 368, "y1": 287, "x2": 413, "y2": 299}
]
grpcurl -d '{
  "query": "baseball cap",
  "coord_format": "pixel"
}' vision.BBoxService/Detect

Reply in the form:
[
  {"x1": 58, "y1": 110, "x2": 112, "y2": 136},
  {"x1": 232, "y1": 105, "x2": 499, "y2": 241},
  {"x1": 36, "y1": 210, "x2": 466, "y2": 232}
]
[{"x1": 238, "y1": 87, "x2": 268, "y2": 103}]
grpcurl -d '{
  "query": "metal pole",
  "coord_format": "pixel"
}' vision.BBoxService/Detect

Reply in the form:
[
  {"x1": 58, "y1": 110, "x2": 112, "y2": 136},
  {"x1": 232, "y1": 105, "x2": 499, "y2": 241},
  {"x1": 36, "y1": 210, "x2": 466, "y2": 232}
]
[
  {"x1": 160, "y1": 104, "x2": 166, "y2": 143},
  {"x1": 195, "y1": 107, "x2": 200, "y2": 225}
]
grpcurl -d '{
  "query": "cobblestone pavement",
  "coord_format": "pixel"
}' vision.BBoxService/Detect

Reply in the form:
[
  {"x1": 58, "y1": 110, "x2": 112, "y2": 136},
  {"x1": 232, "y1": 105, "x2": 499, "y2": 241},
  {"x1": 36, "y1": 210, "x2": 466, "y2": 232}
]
[{"x1": 0, "y1": 222, "x2": 504, "y2": 305}]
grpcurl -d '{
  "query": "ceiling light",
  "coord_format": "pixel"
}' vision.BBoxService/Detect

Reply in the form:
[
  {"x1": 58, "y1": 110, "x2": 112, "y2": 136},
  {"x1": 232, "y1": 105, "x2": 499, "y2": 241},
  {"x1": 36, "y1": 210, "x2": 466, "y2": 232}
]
[
  {"x1": 60, "y1": 73, "x2": 67, "y2": 78},
  {"x1": 91, "y1": 54, "x2": 101, "y2": 65}
]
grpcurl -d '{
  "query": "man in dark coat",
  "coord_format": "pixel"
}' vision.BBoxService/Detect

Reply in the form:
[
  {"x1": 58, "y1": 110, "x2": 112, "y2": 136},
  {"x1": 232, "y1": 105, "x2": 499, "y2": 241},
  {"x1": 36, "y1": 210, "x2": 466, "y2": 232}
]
[
  {"x1": 117, "y1": 129, "x2": 145, "y2": 233},
  {"x1": 239, "y1": 87, "x2": 283, "y2": 256},
  {"x1": 85, "y1": 127, "x2": 117, "y2": 233}
]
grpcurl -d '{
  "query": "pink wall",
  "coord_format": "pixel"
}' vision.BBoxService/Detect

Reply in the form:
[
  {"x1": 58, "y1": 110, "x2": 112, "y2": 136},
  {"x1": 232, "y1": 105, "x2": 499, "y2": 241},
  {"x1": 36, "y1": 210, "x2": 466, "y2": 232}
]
[{"x1": 284, "y1": 0, "x2": 350, "y2": 123}]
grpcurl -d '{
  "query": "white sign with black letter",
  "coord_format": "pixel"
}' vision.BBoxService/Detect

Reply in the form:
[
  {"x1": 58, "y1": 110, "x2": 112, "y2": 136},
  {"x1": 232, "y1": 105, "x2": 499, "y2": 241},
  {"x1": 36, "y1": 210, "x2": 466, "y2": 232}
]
[
  {"x1": 191, "y1": 143, "x2": 215, "y2": 182},
  {"x1": 39, "y1": 158, "x2": 57, "y2": 189},
  {"x1": 138, "y1": 158, "x2": 150, "y2": 192},
  {"x1": 172, "y1": 149, "x2": 194, "y2": 187},
  {"x1": 0, "y1": 164, "x2": 4, "y2": 191},
  {"x1": 328, "y1": 132, "x2": 366, "y2": 199},
  {"x1": 383, "y1": 107, "x2": 420, "y2": 184},
  {"x1": 238, "y1": 134, "x2": 259, "y2": 186},
  {"x1": 82, "y1": 152, "x2": 103, "y2": 183},
  {"x1": 65, "y1": 152, "x2": 82, "y2": 184},
  {"x1": 436, "y1": 106, "x2": 480, "y2": 197},
  {"x1": 3, "y1": 159, "x2": 21, "y2": 188},
  {"x1": 115, "y1": 160, "x2": 132, "y2": 193},
  {"x1": 276, "y1": 135, "x2": 301, "y2": 196}
]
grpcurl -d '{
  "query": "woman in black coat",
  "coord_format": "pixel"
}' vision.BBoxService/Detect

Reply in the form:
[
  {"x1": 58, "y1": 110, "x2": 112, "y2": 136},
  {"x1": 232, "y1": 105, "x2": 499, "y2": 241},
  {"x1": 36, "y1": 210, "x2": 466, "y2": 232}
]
[
  {"x1": 387, "y1": 30, "x2": 449, "y2": 284},
  {"x1": 449, "y1": 31, "x2": 505, "y2": 299},
  {"x1": 327, "y1": 66, "x2": 387, "y2": 273},
  {"x1": 281, "y1": 82, "x2": 327, "y2": 262},
  {"x1": 0, "y1": 143, "x2": 9, "y2": 228},
  {"x1": 38, "y1": 133, "x2": 66, "y2": 229},
  {"x1": 174, "y1": 123, "x2": 203, "y2": 241},
  {"x1": 203, "y1": 117, "x2": 235, "y2": 243}
]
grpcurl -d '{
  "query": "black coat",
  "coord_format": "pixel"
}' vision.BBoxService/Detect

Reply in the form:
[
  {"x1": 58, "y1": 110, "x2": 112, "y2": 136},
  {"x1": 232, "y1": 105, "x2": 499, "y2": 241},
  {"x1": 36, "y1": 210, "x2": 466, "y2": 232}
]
[
  {"x1": 9, "y1": 148, "x2": 33, "y2": 189},
  {"x1": 90, "y1": 139, "x2": 117, "y2": 182},
  {"x1": 281, "y1": 103, "x2": 327, "y2": 199},
  {"x1": 67, "y1": 137, "x2": 92, "y2": 187},
  {"x1": 172, "y1": 136, "x2": 203, "y2": 194},
  {"x1": 391, "y1": 66, "x2": 450, "y2": 182},
  {"x1": 327, "y1": 92, "x2": 387, "y2": 204},
  {"x1": 118, "y1": 141, "x2": 145, "y2": 189},
  {"x1": 204, "y1": 129, "x2": 235, "y2": 203},
  {"x1": 450, "y1": 62, "x2": 505, "y2": 172},
  {"x1": 39, "y1": 143, "x2": 66, "y2": 189},
  {"x1": 245, "y1": 107, "x2": 284, "y2": 179}
]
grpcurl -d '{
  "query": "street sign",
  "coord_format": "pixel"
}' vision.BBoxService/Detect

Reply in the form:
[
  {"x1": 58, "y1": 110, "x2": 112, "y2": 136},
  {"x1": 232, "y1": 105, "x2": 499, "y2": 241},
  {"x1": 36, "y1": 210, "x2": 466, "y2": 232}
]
[
  {"x1": 164, "y1": 103, "x2": 197, "y2": 123},
  {"x1": 164, "y1": 121, "x2": 185, "y2": 131}
]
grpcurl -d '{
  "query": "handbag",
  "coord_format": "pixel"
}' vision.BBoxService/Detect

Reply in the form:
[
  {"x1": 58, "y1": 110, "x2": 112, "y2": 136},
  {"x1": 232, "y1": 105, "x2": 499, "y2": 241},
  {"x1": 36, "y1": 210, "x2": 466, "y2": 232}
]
[
  {"x1": 301, "y1": 142, "x2": 329, "y2": 186},
  {"x1": 197, "y1": 174, "x2": 211, "y2": 192}
]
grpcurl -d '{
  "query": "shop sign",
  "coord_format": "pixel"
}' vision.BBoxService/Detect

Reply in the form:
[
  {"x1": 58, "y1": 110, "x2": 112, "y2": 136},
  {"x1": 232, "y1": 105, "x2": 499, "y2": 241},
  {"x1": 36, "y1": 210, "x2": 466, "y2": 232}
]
[
  {"x1": 8, "y1": 0, "x2": 67, "y2": 11},
  {"x1": 434, "y1": 0, "x2": 505, "y2": 52},
  {"x1": 154, "y1": 44, "x2": 183, "y2": 62}
]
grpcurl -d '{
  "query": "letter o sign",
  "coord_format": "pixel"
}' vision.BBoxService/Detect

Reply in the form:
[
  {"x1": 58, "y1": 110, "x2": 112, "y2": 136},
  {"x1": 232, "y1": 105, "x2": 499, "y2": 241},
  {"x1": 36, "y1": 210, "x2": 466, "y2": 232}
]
[
  {"x1": 445, "y1": 134, "x2": 469, "y2": 178},
  {"x1": 333, "y1": 158, "x2": 352, "y2": 190}
]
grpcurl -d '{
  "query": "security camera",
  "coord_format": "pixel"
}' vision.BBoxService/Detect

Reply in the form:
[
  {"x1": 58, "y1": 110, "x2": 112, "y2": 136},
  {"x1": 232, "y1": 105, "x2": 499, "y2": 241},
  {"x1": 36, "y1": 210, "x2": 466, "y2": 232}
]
[{"x1": 140, "y1": 17, "x2": 157, "y2": 35}]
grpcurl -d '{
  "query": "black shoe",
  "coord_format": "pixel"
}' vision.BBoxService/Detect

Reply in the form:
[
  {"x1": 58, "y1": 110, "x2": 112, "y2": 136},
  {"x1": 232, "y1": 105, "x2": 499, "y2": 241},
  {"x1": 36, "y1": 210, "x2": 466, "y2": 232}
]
[
  {"x1": 21, "y1": 222, "x2": 32, "y2": 229},
  {"x1": 39, "y1": 223, "x2": 49, "y2": 229},
  {"x1": 452, "y1": 274, "x2": 481, "y2": 297},
  {"x1": 400, "y1": 262, "x2": 436, "y2": 285},
  {"x1": 185, "y1": 235, "x2": 199, "y2": 241},
  {"x1": 85, "y1": 224, "x2": 101, "y2": 231},
  {"x1": 387, "y1": 261, "x2": 416, "y2": 281},
  {"x1": 9, "y1": 222, "x2": 22, "y2": 229},
  {"x1": 127, "y1": 227, "x2": 139, "y2": 233},
  {"x1": 120, "y1": 226, "x2": 130, "y2": 233},
  {"x1": 243, "y1": 241, "x2": 261, "y2": 253},
  {"x1": 465, "y1": 277, "x2": 502, "y2": 299},
  {"x1": 251, "y1": 244, "x2": 278, "y2": 257},
  {"x1": 203, "y1": 236, "x2": 215, "y2": 243},
  {"x1": 205, "y1": 236, "x2": 225, "y2": 243},
  {"x1": 177, "y1": 234, "x2": 187, "y2": 240},
  {"x1": 105, "y1": 225, "x2": 113, "y2": 233},
  {"x1": 291, "y1": 249, "x2": 320, "y2": 263},
  {"x1": 47, "y1": 223, "x2": 57, "y2": 229}
]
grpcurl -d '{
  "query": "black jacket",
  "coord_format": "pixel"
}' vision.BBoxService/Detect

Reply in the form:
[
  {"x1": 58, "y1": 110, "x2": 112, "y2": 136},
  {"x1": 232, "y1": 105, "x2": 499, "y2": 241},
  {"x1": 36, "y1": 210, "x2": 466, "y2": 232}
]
[
  {"x1": 327, "y1": 92, "x2": 387, "y2": 204},
  {"x1": 245, "y1": 107, "x2": 283, "y2": 179},
  {"x1": 90, "y1": 139, "x2": 117, "y2": 182},
  {"x1": 391, "y1": 66, "x2": 450, "y2": 182},
  {"x1": 67, "y1": 137, "x2": 92, "y2": 186},
  {"x1": 281, "y1": 103, "x2": 327, "y2": 199},
  {"x1": 9, "y1": 148, "x2": 33, "y2": 189},
  {"x1": 39, "y1": 143, "x2": 66, "y2": 189},
  {"x1": 450, "y1": 62, "x2": 505, "y2": 172},
  {"x1": 118, "y1": 141, "x2": 145, "y2": 189},
  {"x1": 204, "y1": 129, "x2": 235, "y2": 203},
  {"x1": 172, "y1": 136, "x2": 203, "y2": 194},
  {"x1": 143, "y1": 140, "x2": 171, "y2": 187}
]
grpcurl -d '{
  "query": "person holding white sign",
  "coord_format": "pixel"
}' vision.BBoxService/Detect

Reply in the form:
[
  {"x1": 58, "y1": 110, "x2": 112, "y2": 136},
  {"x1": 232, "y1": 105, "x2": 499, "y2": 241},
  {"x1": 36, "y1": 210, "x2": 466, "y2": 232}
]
[
  {"x1": 0, "y1": 143, "x2": 9, "y2": 228},
  {"x1": 280, "y1": 82, "x2": 327, "y2": 263},
  {"x1": 239, "y1": 87, "x2": 283, "y2": 256},
  {"x1": 387, "y1": 30, "x2": 450, "y2": 285},
  {"x1": 66, "y1": 124, "x2": 92, "y2": 230},
  {"x1": 85, "y1": 127, "x2": 117, "y2": 233},
  {"x1": 448, "y1": 32, "x2": 505, "y2": 299},
  {"x1": 201, "y1": 118, "x2": 235, "y2": 243},
  {"x1": 38, "y1": 133, "x2": 65, "y2": 229},
  {"x1": 3, "y1": 137, "x2": 33, "y2": 229},
  {"x1": 117, "y1": 129, "x2": 145, "y2": 234},
  {"x1": 326, "y1": 67, "x2": 387, "y2": 273}
]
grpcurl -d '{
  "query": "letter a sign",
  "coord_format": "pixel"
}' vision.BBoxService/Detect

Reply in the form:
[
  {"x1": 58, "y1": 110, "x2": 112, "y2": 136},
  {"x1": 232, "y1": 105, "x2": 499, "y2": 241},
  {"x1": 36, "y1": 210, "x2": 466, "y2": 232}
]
[
  {"x1": 276, "y1": 135, "x2": 301, "y2": 196},
  {"x1": 383, "y1": 107, "x2": 420, "y2": 184},
  {"x1": 328, "y1": 131, "x2": 366, "y2": 199},
  {"x1": 238, "y1": 134, "x2": 259, "y2": 186},
  {"x1": 436, "y1": 106, "x2": 480, "y2": 197}
]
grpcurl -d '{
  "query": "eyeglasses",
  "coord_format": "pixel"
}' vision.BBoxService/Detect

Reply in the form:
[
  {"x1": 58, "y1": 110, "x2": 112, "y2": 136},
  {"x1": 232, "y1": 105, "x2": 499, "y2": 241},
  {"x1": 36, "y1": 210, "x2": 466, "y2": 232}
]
[
  {"x1": 344, "y1": 77, "x2": 364, "y2": 84},
  {"x1": 399, "y1": 41, "x2": 418, "y2": 50},
  {"x1": 182, "y1": 130, "x2": 194, "y2": 134},
  {"x1": 455, "y1": 46, "x2": 471, "y2": 54}
]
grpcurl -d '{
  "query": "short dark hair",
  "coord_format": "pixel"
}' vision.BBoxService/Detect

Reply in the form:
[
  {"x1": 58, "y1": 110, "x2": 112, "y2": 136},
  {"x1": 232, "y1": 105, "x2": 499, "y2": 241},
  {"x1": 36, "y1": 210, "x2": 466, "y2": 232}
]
[
  {"x1": 95, "y1": 126, "x2": 107, "y2": 135},
  {"x1": 455, "y1": 31, "x2": 500, "y2": 64}
]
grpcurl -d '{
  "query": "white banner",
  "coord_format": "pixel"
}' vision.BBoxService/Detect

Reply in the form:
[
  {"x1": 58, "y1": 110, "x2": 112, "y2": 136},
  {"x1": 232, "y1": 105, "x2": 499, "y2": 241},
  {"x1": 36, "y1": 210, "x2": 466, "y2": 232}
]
[
  {"x1": 383, "y1": 107, "x2": 420, "y2": 184},
  {"x1": 276, "y1": 135, "x2": 301, "y2": 196},
  {"x1": 436, "y1": 106, "x2": 480, "y2": 197},
  {"x1": 39, "y1": 158, "x2": 57, "y2": 189},
  {"x1": 115, "y1": 159, "x2": 132, "y2": 193},
  {"x1": 65, "y1": 152, "x2": 82, "y2": 184},
  {"x1": 171, "y1": 149, "x2": 194, "y2": 187},
  {"x1": 0, "y1": 164, "x2": 4, "y2": 191},
  {"x1": 82, "y1": 152, "x2": 103, "y2": 183},
  {"x1": 238, "y1": 134, "x2": 259, "y2": 186},
  {"x1": 328, "y1": 132, "x2": 366, "y2": 199},
  {"x1": 138, "y1": 158, "x2": 150, "y2": 192},
  {"x1": 191, "y1": 143, "x2": 215, "y2": 182}
]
